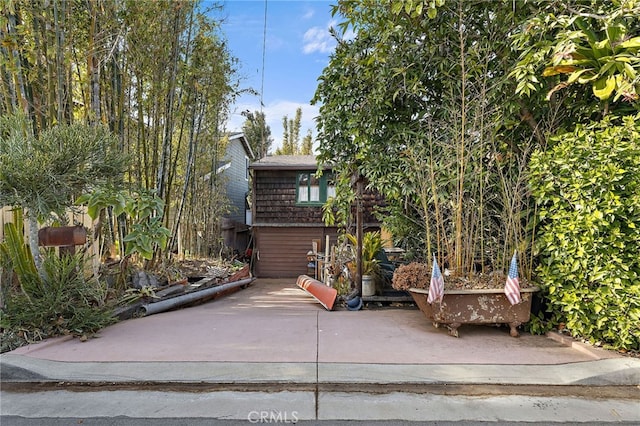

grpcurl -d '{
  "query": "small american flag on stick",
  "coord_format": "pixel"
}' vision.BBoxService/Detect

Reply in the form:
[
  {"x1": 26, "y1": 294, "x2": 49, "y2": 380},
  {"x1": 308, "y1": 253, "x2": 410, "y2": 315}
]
[
  {"x1": 427, "y1": 254, "x2": 444, "y2": 304},
  {"x1": 504, "y1": 251, "x2": 522, "y2": 305}
]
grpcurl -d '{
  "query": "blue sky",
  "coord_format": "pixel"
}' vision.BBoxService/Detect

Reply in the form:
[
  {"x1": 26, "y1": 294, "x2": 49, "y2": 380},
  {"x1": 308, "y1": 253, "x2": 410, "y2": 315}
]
[{"x1": 214, "y1": 0, "x2": 341, "y2": 154}]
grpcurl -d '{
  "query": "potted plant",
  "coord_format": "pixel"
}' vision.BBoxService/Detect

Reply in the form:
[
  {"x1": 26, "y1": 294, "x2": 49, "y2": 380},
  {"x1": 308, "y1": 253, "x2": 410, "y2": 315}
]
[
  {"x1": 346, "y1": 231, "x2": 384, "y2": 296},
  {"x1": 392, "y1": 261, "x2": 539, "y2": 337}
]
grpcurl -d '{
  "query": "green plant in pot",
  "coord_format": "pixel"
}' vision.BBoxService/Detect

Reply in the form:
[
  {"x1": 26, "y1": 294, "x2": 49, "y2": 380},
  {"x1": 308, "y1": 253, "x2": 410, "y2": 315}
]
[{"x1": 346, "y1": 231, "x2": 384, "y2": 296}]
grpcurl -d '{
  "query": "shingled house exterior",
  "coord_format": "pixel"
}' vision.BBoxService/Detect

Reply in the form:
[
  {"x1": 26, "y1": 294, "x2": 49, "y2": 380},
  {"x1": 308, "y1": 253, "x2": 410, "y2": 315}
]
[{"x1": 249, "y1": 155, "x2": 382, "y2": 278}]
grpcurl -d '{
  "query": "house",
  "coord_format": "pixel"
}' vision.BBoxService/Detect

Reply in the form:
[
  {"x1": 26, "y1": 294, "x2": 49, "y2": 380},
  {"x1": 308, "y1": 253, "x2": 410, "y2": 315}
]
[
  {"x1": 218, "y1": 132, "x2": 254, "y2": 253},
  {"x1": 249, "y1": 155, "x2": 382, "y2": 278}
]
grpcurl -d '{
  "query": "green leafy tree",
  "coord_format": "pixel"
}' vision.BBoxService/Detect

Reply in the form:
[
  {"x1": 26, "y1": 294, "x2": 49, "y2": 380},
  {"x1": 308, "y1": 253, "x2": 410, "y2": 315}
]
[
  {"x1": 0, "y1": 114, "x2": 127, "y2": 272},
  {"x1": 511, "y1": 1, "x2": 640, "y2": 117},
  {"x1": 301, "y1": 129, "x2": 313, "y2": 155},
  {"x1": 314, "y1": 0, "x2": 543, "y2": 275},
  {"x1": 276, "y1": 107, "x2": 303, "y2": 155},
  {"x1": 241, "y1": 110, "x2": 272, "y2": 158},
  {"x1": 275, "y1": 107, "x2": 315, "y2": 155}
]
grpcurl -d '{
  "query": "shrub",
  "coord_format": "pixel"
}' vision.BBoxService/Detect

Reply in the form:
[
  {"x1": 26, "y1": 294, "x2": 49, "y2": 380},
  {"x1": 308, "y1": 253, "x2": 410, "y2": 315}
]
[
  {"x1": 0, "y1": 251, "x2": 116, "y2": 352},
  {"x1": 392, "y1": 262, "x2": 430, "y2": 291},
  {"x1": 528, "y1": 114, "x2": 640, "y2": 350}
]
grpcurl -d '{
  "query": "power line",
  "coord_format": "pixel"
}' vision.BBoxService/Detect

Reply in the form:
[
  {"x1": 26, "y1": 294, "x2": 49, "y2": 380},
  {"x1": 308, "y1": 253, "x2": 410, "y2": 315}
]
[{"x1": 259, "y1": 0, "x2": 268, "y2": 158}]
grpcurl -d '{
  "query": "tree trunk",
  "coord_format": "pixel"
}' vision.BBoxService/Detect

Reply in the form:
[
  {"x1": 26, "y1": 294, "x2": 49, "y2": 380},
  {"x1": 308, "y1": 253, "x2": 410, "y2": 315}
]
[
  {"x1": 355, "y1": 175, "x2": 363, "y2": 296},
  {"x1": 5, "y1": 11, "x2": 30, "y2": 116},
  {"x1": 169, "y1": 95, "x2": 202, "y2": 254},
  {"x1": 155, "y1": 8, "x2": 182, "y2": 202},
  {"x1": 53, "y1": 0, "x2": 66, "y2": 123},
  {"x1": 27, "y1": 215, "x2": 43, "y2": 278},
  {"x1": 87, "y1": 0, "x2": 100, "y2": 125}
]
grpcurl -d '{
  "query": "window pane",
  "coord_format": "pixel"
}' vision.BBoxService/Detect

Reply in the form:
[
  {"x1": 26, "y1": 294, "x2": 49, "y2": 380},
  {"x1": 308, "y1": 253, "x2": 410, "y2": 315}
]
[
  {"x1": 298, "y1": 186, "x2": 309, "y2": 202},
  {"x1": 326, "y1": 174, "x2": 335, "y2": 199},
  {"x1": 310, "y1": 185, "x2": 320, "y2": 201},
  {"x1": 310, "y1": 175, "x2": 320, "y2": 201},
  {"x1": 298, "y1": 174, "x2": 309, "y2": 202}
]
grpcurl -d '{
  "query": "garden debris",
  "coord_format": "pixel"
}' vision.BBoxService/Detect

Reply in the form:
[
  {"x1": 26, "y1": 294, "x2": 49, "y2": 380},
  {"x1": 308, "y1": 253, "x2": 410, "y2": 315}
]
[
  {"x1": 132, "y1": 271, "x2": 161, "y2": 289},
  {"x1": 115, "y1": 260, "x2": 251, "y2": 320}
]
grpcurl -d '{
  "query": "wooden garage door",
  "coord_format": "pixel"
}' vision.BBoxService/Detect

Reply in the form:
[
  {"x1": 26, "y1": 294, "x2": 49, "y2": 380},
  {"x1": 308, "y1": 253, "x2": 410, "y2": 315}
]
[{"x1": 254, "y1": 226, "x2": 338, "y2": 278}]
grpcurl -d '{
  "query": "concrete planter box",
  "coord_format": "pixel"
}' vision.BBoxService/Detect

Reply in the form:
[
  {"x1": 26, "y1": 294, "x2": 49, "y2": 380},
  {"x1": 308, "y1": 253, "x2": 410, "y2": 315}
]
[{"x1": 409, "y1": 286, "x2": 540, "y2": 337}]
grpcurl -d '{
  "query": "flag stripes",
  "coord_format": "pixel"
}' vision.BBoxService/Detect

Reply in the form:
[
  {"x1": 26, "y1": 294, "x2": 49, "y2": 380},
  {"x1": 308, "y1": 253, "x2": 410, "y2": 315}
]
[
  {"x1": 427, "y1": 254, "x2": 444, "y2": 304},
  {"x1": 504, "y1": 251, "x2": 521, "y2": 305}
]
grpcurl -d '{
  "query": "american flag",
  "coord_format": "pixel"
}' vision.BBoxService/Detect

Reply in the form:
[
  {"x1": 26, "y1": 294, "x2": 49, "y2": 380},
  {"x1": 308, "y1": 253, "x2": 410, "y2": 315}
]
[
  {"x1": 504, "y1": 251, "x2": 522, "y2": 305},
  {"x1": 427, "y1": 254, "x2": 445, "y2": 304}
]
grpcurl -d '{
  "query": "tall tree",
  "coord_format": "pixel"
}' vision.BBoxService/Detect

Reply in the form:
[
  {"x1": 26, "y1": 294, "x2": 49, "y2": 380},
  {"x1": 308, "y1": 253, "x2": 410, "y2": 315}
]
[
  {"x1": 1, "y1": 0, "x2": 240, "y2": 260},
  {"x1": 314, "y1": 0, "x2": 548, "y2": 275},
  {"x1": 300, "y1": 129, "x2": 313, "y2": 155},
  {"x1": 241, "y1": 110, "x2": 272, "y2": 158},
  {"x1": 275, "y1": 107, "x2": 304, "y2": 155}
]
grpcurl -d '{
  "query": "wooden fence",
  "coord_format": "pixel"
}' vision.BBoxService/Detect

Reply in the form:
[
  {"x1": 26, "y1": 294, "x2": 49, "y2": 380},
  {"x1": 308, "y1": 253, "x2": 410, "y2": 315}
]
[{"x1": 0, "y1": 206, "x2": 93, "y2": 243}]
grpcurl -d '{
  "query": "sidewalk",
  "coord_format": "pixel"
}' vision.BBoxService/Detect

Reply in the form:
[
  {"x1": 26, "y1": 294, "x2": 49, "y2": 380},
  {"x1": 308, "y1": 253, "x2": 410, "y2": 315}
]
[{"x1": 2, "y1": 278, "x2": 639, "y2": 422}]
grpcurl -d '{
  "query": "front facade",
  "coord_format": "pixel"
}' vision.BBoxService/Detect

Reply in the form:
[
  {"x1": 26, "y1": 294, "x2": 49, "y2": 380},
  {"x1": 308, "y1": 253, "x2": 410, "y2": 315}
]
[{"x1": 250, "y1": 155, "x2": 381, "y2": 278}]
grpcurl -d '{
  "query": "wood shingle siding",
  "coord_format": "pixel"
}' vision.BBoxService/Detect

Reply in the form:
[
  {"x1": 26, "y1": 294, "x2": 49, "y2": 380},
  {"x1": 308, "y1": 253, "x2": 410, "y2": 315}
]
[
  {"x1": 249, "y1": 155, "x2": 384, "y2": 278},
  {"x1": 254, "y1": 170, "x2": 324, "y2": 224}
]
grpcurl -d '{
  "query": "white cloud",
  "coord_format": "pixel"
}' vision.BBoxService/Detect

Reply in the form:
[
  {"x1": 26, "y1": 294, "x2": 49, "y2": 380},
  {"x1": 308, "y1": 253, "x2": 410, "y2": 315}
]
[
  {"x1": 226, "y1": 99, "x2": 320, "y2": 155},
  {"x1": 302, "y1": 8, "x2": 314, "y2": 20},
  {"x1": 302, "y1": 20, "x2": 337, "y2": 54}
]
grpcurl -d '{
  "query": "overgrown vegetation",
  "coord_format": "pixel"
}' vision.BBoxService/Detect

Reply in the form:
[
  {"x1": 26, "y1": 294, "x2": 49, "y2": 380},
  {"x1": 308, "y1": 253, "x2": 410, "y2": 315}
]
[
  {"x1": 0, "y1": 217, "x2": 115, "y2": 353},
  {"x1": 0, "y1": 114, "x2": 128, "y2": 273},
  {"x1": 1, "y1": 0, "x2": 239, "y2": 258},
  {"x1": 528, "y1": 115, "x2": 640, "y2": 350},
  {"x1": 1, "y1": 0, "x2": 639, "y2": 354},
  {"x1": 316, "y1": 0, "x2": 640, "y2": 351},
  {"x1": 314, "y1": 0, "x2": 544, "y2": 278},
  {"x1": 1, "y1": 0, "x2": 242, "y2": 350}
]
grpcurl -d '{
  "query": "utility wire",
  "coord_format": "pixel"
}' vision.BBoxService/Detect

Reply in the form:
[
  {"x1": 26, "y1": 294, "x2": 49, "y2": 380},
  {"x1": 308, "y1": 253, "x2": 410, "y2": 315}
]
[{"x1": 259, "y1": 0, "x2": 268, "y2": 158}]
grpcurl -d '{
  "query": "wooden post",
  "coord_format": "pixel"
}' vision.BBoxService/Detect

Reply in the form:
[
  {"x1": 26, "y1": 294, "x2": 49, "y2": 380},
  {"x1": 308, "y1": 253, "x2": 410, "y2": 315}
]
[
  {"x1": 356, "y1": 176, "x2": 363, "y2": 296},
  {"x1": 324, "y1": 235, "x2": 330, "y2": 285}
]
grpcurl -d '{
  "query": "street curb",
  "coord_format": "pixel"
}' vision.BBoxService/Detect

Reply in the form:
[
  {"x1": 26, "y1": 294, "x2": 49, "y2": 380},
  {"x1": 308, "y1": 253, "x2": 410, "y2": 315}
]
[{"x1": 2, "y1": 354, "x2": 640, "y2": 387}]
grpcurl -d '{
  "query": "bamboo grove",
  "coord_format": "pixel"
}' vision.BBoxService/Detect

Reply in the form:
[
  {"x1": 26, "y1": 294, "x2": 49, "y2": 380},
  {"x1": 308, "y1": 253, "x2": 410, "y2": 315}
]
[{"x1": 1, "y1": 0, "x2": 240, "y2": 259}]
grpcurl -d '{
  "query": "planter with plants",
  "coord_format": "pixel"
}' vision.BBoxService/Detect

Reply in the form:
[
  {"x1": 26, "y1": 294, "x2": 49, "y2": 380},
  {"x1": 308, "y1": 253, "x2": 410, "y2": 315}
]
[
  {"x1": 392, "y1": 261, "x2": 539, "y2": 337},
  {"x1": 345, "y1": 231, "x2": 384, "y2": 297}
]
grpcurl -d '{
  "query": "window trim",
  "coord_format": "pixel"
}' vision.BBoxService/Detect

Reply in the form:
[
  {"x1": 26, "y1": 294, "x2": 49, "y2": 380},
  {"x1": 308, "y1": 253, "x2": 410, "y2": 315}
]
[{"x1": 296, "y1": 172, "x2": 334, "y2": 206}]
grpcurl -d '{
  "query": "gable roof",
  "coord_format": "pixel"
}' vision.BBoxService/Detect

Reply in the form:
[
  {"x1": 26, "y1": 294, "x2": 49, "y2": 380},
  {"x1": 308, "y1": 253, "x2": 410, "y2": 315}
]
[
  {"x1": 250, "y1": 155, "x2": 331, "y2": 171},
  {"x1": 228, "y1": 132, "x2": 255, "y2": 160}
]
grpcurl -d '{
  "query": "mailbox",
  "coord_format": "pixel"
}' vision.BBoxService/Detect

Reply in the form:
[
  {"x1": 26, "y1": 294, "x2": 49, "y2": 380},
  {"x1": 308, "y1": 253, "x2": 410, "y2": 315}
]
[{"x1": 38, "y1": 226, "x2": 87, "y2": 247}]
